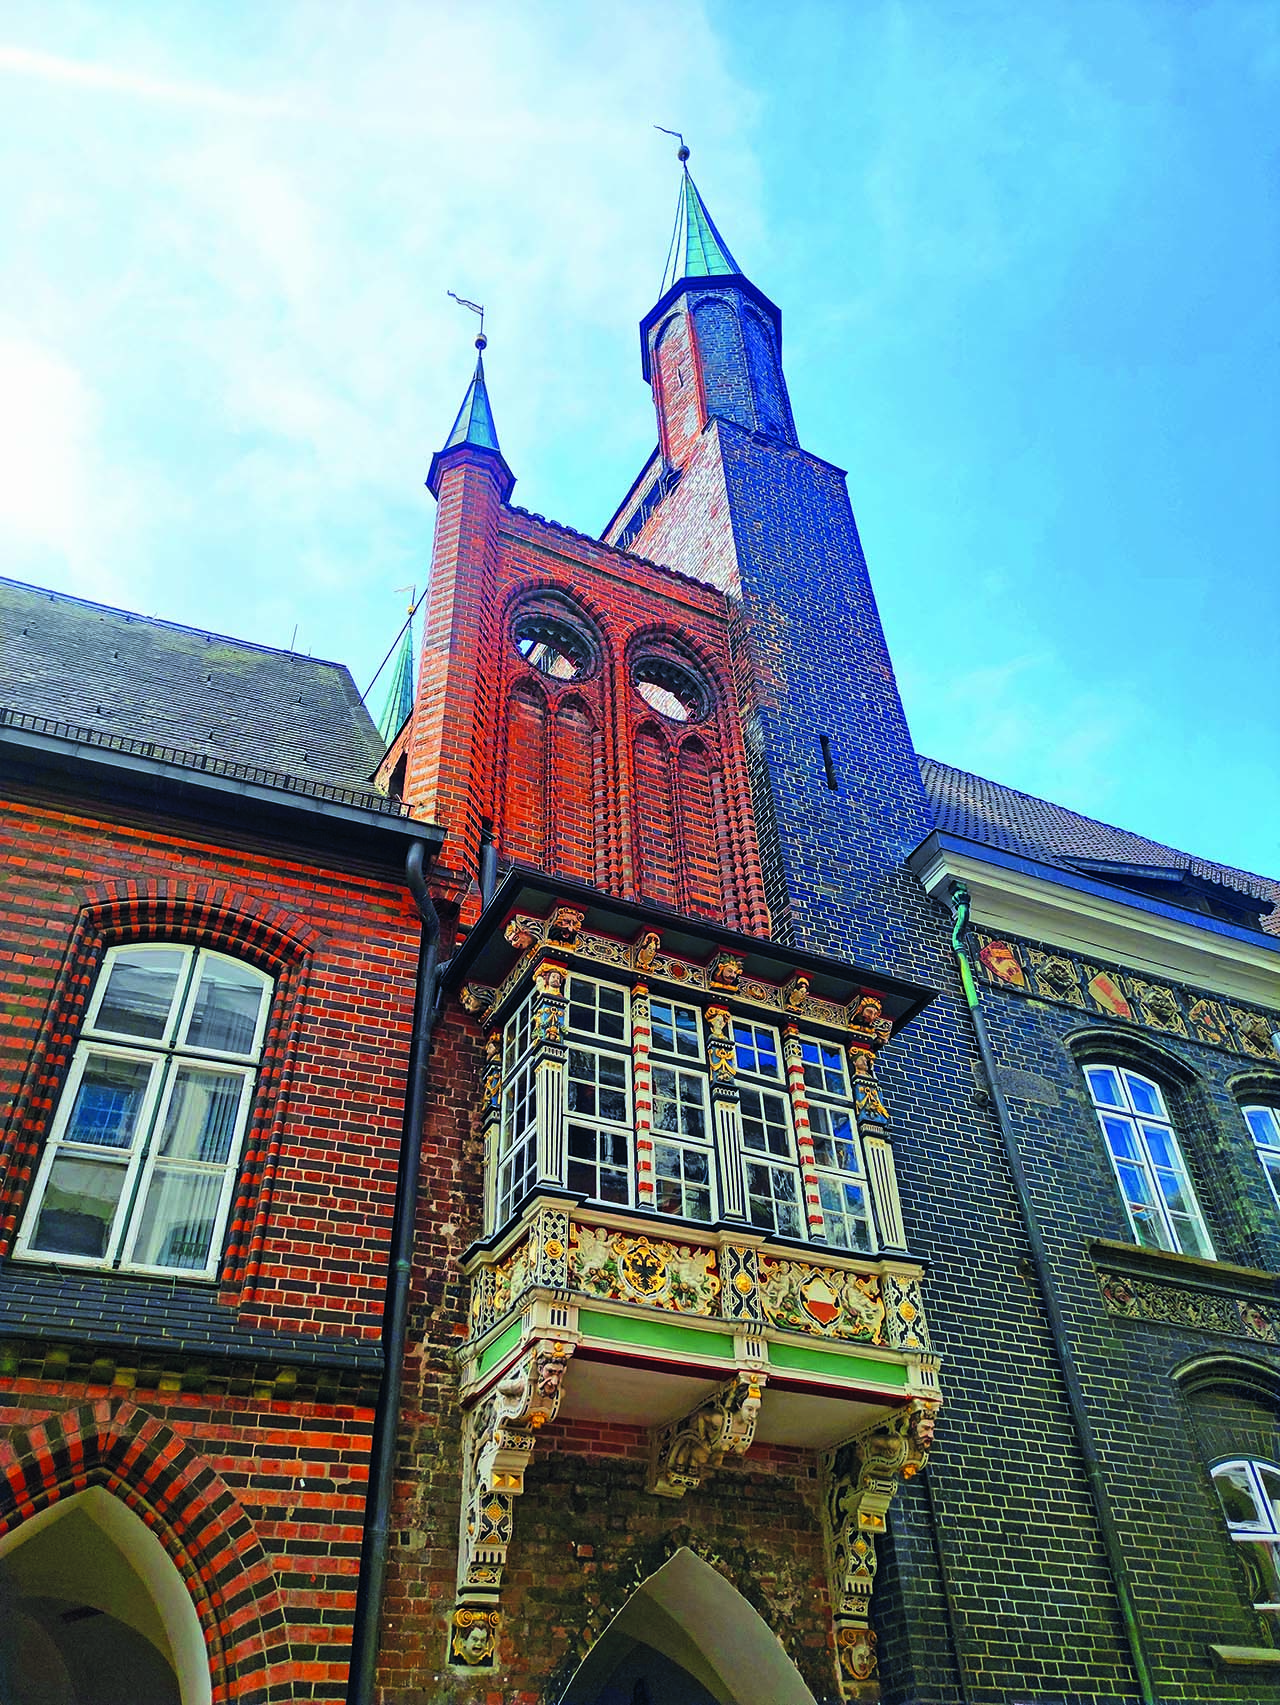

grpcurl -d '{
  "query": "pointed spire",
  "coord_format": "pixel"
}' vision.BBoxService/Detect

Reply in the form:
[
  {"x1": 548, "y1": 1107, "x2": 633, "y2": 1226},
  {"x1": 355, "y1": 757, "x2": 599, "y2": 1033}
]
[
  {"x1": 659, "y1": 148, "x2": 741, "y2": 298},
  {"x1": 442, "y1": 343, "x2": 502, "y2": 455},
  {"x1": 427, "y1": 331, "x2": 515, "y2": 501},
  {"x1": 376, "y1": 611, "x2": 416, "y2": 744}
]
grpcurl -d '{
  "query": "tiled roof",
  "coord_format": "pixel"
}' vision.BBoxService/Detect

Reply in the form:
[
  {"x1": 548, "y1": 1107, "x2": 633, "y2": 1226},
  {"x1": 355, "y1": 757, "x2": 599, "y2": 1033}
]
[
  {"x1": 919, "y1": 755, "x2": 1280, "y2": 934},
  {"x1": 0, "y1": 576, "x2": 387, "y2": 796}
]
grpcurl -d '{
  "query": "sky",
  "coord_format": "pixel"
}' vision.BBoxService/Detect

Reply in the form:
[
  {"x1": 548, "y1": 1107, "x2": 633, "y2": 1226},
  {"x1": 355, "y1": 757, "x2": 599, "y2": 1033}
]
[{"x1": 2, "y1": 0, "x2": 1277, "y2": 878}]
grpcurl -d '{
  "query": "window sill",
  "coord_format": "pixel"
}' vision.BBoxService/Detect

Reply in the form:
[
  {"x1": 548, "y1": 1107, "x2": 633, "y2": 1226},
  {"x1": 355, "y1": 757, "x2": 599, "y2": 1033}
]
[
  {"x1": 1089, "y1": 1239, "x2": 1280, "y2": 1300},
  {"x1": 1208, "y1": 1643, "x2": 1280, "y2": 1669}
]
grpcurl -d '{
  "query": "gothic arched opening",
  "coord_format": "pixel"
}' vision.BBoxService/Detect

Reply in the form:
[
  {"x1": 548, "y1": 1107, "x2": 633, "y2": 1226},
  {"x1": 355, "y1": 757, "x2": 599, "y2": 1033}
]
[
  {"x1": 560, "y1": 1546, "x2": 817, "y2": 1705},
  {"x1": 0, "y1": 1486, "x2": 210, "y2": 1705}
]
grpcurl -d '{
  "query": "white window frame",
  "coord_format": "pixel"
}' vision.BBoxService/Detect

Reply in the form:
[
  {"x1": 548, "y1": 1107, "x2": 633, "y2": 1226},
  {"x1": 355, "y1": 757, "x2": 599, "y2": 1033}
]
[
  {"x1": 1084, "y1": 1064, "x2": 1214, "y2": 1258},
  {"x1": 565, "y1": 1042, "x2": 634, "y2": 1208},
  {"x1": 650, "y1": 1059, "x2": 716, "y2": 1223},
  {"x1": 1244, "y1": 1106, "x2": 1280, "y2": 1214},
  {"x1": 15, "y1": 943, "x2": 272, "y2": 1280},
  {"x1": 798, "y1": 1035, "x2": 873, "y2": 1254},
  {"x1": 565, "y1": 974, "x2": 630, "y2": 1047},
  {"x1": 1213, "y1": 1458, "x2": 1280, "y2": 1612}
]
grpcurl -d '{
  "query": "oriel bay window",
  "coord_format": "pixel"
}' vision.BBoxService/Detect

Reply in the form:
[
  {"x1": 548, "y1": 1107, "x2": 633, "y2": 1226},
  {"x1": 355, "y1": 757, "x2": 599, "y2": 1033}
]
[
  {"x1": 484, "y1": 966, "x2": 882, "y2": 1251},
  {"x1": 16, "y1": 943, "x2": 273, "y2": 1278}
]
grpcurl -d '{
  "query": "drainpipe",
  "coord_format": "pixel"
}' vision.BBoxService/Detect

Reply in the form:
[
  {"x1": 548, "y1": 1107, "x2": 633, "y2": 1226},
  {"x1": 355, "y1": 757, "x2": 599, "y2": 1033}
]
[
  {"x1": 944, "y1": 883, "x2": 1157, "y2": 1705},
  {"x1": 348, "y1": 839, "x2": 442, "y2": 1704},
  {"x1": 479, "y1": 816, "x2": 498, "y2": 911}
]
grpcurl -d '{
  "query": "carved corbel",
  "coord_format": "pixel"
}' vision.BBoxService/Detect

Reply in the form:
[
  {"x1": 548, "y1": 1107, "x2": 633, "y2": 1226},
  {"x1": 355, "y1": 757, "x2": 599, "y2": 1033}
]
[
  {"x1": 822, "y1": 1399, "x2": 939, "y2": 1700},
  {"x1": 546, "y1": 904, "x2": 586, "y2": 947},
  {"x1": 648, "y1": 1370, "x2": 766, "y2": 1499},
  {"x1": 454, "y1": 1337, "x2": 576, "y2": 1658},
  {"x1": 848, "y1": 994, "x2": 892, "y2": 1051},
  {"x1": 705, "y1": 1004, "x2": 737, "y2": 1091}
]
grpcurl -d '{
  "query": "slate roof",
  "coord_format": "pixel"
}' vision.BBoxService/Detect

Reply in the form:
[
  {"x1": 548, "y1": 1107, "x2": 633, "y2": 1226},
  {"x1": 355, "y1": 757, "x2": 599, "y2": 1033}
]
[
  {"x1": 0, "y1": 576, "x2": 387, "y2": 797},
  {"x1": 919, "y1": 755, "x2": 1280, "y2": 935}
]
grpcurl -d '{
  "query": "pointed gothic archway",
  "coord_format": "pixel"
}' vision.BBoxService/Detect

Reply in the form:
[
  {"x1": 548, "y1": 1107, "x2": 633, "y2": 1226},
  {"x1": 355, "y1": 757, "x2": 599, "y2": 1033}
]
[
  {"x1": 0, "y1": 1485, "x2": 207, "y2": 1704},
  {"x1": 560, "y1": 1546, "x2": 818, "y2": 1705}
]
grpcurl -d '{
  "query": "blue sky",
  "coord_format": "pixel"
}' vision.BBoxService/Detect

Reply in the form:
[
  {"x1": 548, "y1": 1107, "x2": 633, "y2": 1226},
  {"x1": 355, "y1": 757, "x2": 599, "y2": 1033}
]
[{"x1": 2, "y1": 1, "x2": 1277, "y2": 878}]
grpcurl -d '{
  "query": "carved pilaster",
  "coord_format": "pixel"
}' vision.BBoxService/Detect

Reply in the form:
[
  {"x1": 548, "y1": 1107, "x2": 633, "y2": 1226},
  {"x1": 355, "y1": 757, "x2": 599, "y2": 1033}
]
[
  {"x1": 480, "y1": 1031, "x2": 502, "y2": 1235},
  {"x1": 648, "y1": 1370, "x2": 766, "y2": 1499},
  {"x1": 821, "y1": 1399, "x2": 939, "y2": 1701},
  {"x1": 531, "y1": 960, "x2": 569, "y2": 1188},
  {"x1": 706, "y1": 1005, "x2": 747, "y2": 1220},
  {"x1": 453, "y1": 1336, "x2": 576, "y2": 1665},
  {"x1": 849, "y1": 1045, "x2": 906, "y2": 1254}
]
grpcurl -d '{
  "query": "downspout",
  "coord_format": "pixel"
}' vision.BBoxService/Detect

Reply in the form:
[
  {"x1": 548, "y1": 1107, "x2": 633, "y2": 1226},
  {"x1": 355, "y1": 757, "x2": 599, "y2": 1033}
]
[
  {"x1": 944, "y1": 883, "x2": 1158, "y2": 1705},
  {"x1": 348, "y1": 838, "x2": 442, "y2": 1705},
  {"x1": 479, "y1": 816, "x2": 498, "y2": 911}
]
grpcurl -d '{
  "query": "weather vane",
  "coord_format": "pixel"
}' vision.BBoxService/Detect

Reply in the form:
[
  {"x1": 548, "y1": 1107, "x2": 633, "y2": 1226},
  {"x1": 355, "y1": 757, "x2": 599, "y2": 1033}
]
[
  {"x1": 446, "y1": 290, "x2": 487, "y2": 350},
  {"x1": 654, "y1": 124, "x2": 690, "y2": 163}
]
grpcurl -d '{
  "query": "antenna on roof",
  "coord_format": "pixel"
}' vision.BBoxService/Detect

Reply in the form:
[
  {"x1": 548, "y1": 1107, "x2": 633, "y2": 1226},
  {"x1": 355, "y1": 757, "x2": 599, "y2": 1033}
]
[{"x1": 447, "y1": 290, "x2": 487, "y2": 350}]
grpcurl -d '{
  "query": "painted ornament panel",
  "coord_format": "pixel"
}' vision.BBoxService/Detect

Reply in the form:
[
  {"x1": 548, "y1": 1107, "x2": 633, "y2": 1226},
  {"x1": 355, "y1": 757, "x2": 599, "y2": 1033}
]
[{"x1": 758, "y1": 1257, "x2": 886, "y2": 1342}]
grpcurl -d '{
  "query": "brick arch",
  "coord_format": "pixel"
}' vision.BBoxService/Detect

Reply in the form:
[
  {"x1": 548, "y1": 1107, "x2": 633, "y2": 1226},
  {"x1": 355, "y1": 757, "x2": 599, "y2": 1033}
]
[
  {"x1": 502, "y1": 579, "x2": 613, "y2": 675},
  {"x1": 0, "y1": 887, "x2": 314, "y2": 1279},
  {"x1": 0, "y1": 1399, "x2": 294, "y2": 1704},
  {"x1": 540, "y1": 1524, "x2": 810, "y2": 1705}
]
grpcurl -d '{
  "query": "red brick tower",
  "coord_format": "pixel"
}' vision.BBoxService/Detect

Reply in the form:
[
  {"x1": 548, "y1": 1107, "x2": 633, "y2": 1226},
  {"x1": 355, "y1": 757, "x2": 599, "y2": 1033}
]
[{"x1": 388, "y1": 333, "x2": 772, "y2": 936}]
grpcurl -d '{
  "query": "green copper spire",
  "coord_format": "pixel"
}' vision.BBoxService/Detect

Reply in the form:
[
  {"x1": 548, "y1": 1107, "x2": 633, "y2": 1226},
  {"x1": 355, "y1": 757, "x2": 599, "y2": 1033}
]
[
  {"x1": 427, "y1": 331, "x2": 516, "y2": 501},
  {"x1": 659, "y1": 150, "x2": 741, "y2": 299},
  {"x1": 376, "y1": 611, "x2": 416, "y2": 744},
  {"x1": 442, "y1": 341, "x2": 501, "y2": 454}
]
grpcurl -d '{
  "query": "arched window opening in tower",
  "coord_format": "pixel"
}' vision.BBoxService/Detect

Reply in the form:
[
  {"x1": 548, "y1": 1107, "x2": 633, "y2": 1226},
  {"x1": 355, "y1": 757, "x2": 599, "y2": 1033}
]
[
  {"x1": 633, "y1": 655, "x2": 711, "y2": 725},
  {"x1": 512, "y1": 613, "x2": 598, "y2": 682}
]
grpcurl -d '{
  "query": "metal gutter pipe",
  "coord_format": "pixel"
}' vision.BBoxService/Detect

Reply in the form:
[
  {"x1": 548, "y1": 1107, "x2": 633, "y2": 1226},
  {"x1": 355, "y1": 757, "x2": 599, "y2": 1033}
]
[
  {"x1": 348, "y1": 838, "x2": 442, "y2": 1704},
  {"x1": 944, "y1": 883, "x2": 1158, "y2": 1705},
  {"x1": 479, "y1": 816, "x2": 498, "y2": 911}
]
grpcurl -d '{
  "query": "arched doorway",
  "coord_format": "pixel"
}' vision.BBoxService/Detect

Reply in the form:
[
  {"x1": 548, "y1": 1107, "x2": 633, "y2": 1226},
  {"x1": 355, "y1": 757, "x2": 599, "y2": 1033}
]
[
  {"x1": 0, "y1": 1486, "x2": 210, "y2": 1705},
  {"x1": 561, "y1": 1547, "x2": 818, "y2": 1705}
]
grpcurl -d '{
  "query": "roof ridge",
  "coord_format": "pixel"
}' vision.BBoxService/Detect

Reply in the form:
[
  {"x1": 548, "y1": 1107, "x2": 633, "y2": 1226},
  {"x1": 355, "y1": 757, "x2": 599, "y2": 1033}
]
[{"x1": 0, "y1": 574, "x2": 354, "y2": 673}]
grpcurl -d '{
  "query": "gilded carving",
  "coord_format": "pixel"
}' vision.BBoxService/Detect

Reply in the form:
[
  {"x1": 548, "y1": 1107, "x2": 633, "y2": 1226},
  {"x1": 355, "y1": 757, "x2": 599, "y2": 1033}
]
[
  {"x1": 633, "y1": 927, "x2": 662, "y2": 971},
  {"x1": 456, "y1": 1337, "x2": 575, "y2": 1605},
  {"x1": 848, "y1": 993, "x2": 893, "y2": 1049},
  {"x1": 882, "y1": 1273, "x2": 931, "y2": 1351},
  {"x1": 721, "y1": 1243, "x2": 763, "y2": 1321},
  {"x1": 1187, "y1": 996, "x2": 1231, "y2": 1048},
  {"x1": 504, "y1": 916, "x2": 541, "y2": 952},
  {"x1": 1026, "y1": 950, "x2": 1084, "y2": 1005},
  {"x1": 1129, "y1": 979, "x2": 1186, "y2": 1036},
  {"x1": 648, "y1": 1371, "x2": 765, "y2": 1498},
  {"x1": 849, "y1": 1048, "x2": 890, "y2": 1132},
  {"x1": 783, "y1": 972, "x2": 811, "y2": 1011},
  {"x1": 822, "y1": 1400, "x2": 939, "y2": 1700},
  {"x1": 708, "y1": 951, "x2": 744, "y2": 992},
  {"x1": 705, "y1": 1004, "x2": 736, "y2": 1087},
  {"x1": 569, "y1": 1224, "x2": 720, "y2": 1314},
  {"x1": 460, "y1": 983, "x2": 496, "y2": 1020},
  {"x1": 450, "y1": 1604, "x2": 500, "y2": 1668},
  {"x1": 758, "y1": 1258, "x2": 886, "y2": 1342},
  {"x1": 1231, "y1": 1008, "x2": 1280, "y2": 1061},
  {"x1": 547, "y1": 905, "x2": 586, "y2": 947},
  {"x1": 480, "y1": 1032, "x2": 502, "y2": 1115}
]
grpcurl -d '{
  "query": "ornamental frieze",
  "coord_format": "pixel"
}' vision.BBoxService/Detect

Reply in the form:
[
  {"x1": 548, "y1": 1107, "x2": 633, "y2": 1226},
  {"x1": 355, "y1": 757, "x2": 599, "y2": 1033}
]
[
  {"x1": 758, "y1": 1257, "x2": 887, "y2": 1343},
  {"x1": 476, "y1": 913, "x2": 886, "y2": 1038},
  {"x1": 569, "y1": 1224, "x2": 721, "y2": 1313},
  {"x1": 973, "y1": 930, "x2": 1279, "y2": 1062},
  {"x1": 1097, "y1": 1269, "x2": 1280, "y2": 1343}
]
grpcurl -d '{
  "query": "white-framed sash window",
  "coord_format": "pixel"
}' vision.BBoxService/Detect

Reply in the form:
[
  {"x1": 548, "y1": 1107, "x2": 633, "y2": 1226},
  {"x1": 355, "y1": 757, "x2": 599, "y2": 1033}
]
[
  {"x1": 16, "y1": 943, "x2": 273, "y2": 1279},
  {"x1": 1085, "y1": 1064, "x2": 1214, "y2": 1258}
]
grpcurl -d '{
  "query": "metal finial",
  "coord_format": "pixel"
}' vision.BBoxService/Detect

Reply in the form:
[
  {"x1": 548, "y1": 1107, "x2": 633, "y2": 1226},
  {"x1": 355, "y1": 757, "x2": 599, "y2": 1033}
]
[
  {"x1": 447, "y1": 290, "x2": 486, "y2": 344},
  {"x1": 654, "y1": 124, "x2": 688, "y2": 162}
]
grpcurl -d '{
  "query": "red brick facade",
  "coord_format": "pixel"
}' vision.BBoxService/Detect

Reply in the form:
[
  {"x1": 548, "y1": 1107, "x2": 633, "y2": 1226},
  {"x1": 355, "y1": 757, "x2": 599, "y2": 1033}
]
[
  {"x1": 0, "y1": 791, "x2": 422, "y2": 1701},
  {"x1": 400, "y1": 453, "x2": 771, "y2": 938}
]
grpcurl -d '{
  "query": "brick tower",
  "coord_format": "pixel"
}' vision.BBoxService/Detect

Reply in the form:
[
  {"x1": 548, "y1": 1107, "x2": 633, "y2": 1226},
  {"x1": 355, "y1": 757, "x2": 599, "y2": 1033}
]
[{"x1": 605, "y1": 147, "x2": 935, "y2": 974}]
